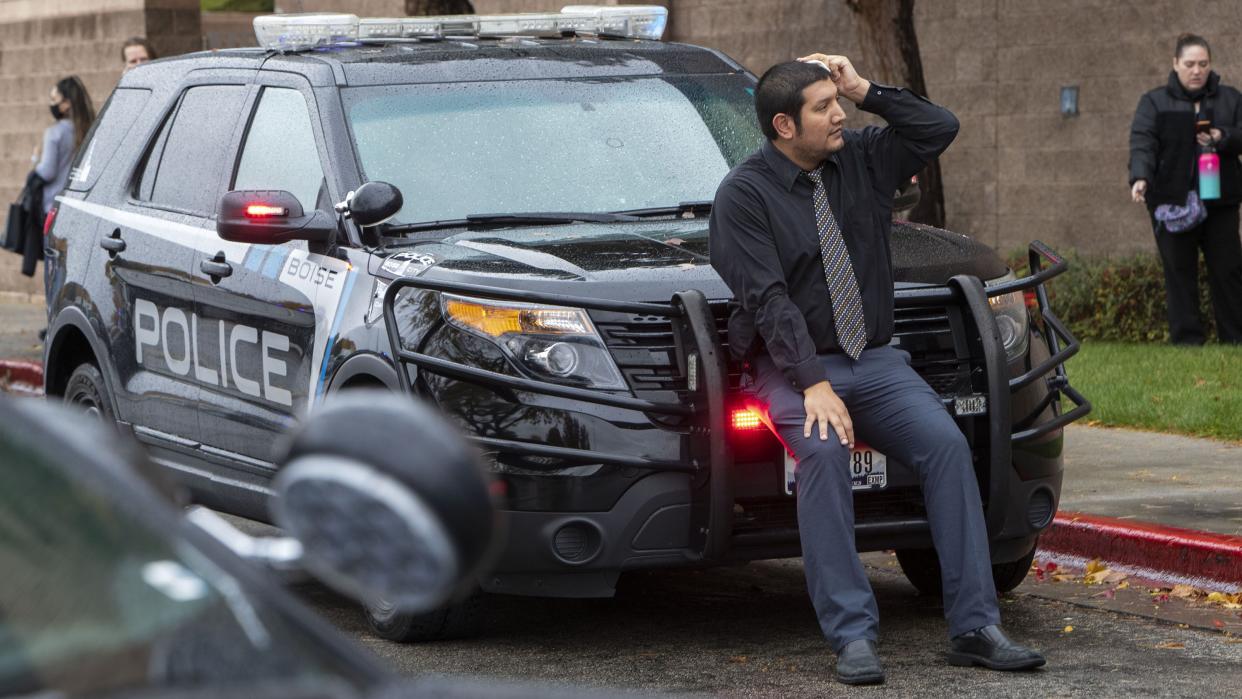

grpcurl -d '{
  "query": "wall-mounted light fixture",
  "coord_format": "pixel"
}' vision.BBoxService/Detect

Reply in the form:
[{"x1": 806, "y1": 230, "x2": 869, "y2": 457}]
[{"x1": 1060, "y1": 86, "x2": 1079, "y2": 117}]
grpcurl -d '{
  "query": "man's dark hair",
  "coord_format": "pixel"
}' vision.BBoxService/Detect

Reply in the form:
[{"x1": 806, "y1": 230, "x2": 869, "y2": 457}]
[
  {"x1": 121, "y1": 36, "x2": 157, "y2": 62},
  {"x1": 1175, "y1": 33, "x2": 1210, "y2": 59},
  {"x1": 755, "y1": 61, "x2": 833, "y2": 141}
]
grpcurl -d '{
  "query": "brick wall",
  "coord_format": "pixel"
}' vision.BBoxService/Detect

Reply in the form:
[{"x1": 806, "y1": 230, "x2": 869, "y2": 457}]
[{"x1": 0, "y1": 0, "x2": 200, "y2": 294}]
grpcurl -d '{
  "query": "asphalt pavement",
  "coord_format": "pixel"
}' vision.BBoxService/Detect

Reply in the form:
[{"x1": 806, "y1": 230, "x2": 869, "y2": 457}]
[{"x1": 299, "y1": 555, "x2": 1242, "y2": 697}]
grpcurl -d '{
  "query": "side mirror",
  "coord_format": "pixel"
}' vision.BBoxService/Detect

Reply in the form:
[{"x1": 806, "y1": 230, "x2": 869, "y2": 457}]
[
  {"x1": 337, "y1": 181, "x2": 403, "y2": 228},
  {"x1": 217, "y1": 190, "x2": 336, "y2": 244},
  {"x1": 893, "y1": 176, "x2": 922, "y2": 215},
  {"x1": 269, "y1": 391, "x2": 498, "y2": 614}
]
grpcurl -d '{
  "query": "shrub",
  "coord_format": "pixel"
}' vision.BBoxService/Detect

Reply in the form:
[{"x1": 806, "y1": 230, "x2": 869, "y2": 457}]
[{"x1": 1006, "y1": 250, "x2": 1215, "y2": 343}]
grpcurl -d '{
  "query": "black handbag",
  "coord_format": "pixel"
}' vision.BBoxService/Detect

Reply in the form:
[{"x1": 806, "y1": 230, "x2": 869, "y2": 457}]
[{"x1": 3, "y1": 200, "x2": 29, "y2": 253}]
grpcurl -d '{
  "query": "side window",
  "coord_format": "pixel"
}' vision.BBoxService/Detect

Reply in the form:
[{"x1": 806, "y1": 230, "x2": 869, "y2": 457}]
[
  {"x1": 68, "y1": 88, "x2": 151, "y2": 192},
  {"x1": 139, "y1": 85, "x2": 248, "y2": 215},
  {"x1": 233, "y1": 87, "x2": 325, "y2": 212},
  {"x1": 135, "y1": 105, "x2": 174, "y2": 202}
]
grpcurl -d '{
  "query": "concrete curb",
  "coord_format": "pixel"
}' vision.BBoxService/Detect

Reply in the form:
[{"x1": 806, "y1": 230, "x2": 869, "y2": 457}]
[
  {"x1": 1039, "y1": 511, "x2": 1242, "y2": 593},
  {"x1": 0, "y1": 360, "x2": 43, "y2": 396}
]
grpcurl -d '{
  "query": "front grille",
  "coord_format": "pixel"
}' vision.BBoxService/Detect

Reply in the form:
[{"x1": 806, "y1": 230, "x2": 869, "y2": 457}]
[
  {"x1": 594, "y1": 302, "x2": 971, "y2": 399},
  {"x1": 592, "y1": 302, "x2": 737, "y2": 399}
]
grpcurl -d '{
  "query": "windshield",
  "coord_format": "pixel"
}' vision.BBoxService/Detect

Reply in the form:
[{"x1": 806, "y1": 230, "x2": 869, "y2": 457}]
[
  {"x1": 0, "y1": 430, "x2": 370, "y2": 697},
  {"x1": 343, "y1": 74, "x2": 763, "y2": 225}
]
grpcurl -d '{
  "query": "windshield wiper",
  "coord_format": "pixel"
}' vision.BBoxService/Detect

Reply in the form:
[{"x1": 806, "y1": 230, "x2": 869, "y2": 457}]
[
  {"x1": 383, "y1": 211, "x2": 640, "y2": 233},
  {"x1": 614, "y1": 200, "x2": 713, "y2": 219}
]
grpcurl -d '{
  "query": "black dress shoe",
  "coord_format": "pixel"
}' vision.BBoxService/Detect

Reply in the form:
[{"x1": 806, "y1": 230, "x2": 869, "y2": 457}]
[
  {"x1": 948, "y1": 625, "x2": 1046, "y2": 671},
  {"x1": 836, "y1": 639, "x2": 885, "y2": 685}
]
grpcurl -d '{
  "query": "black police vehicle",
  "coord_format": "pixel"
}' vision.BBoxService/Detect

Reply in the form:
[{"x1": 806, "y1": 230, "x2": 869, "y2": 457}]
[{"x1": 43, "y1": 8, "x2": 1089, "y2": 641}]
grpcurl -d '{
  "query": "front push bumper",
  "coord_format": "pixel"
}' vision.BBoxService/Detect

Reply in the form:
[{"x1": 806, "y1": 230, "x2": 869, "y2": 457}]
[{"x1": 382, "y1": 241, "x2": 1091, "y2": 587}]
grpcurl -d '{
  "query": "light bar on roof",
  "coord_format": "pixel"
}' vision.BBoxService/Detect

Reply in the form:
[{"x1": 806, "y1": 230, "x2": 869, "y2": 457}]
[
  {"x1": 253, "y1": 6, "x2": 668, "y2": 52},
  {"x1": 561, "y1": 5, "x2": 668, "y2": 40},
  {"x1": 254, "y1": 13, "x2": 358, "y2": 52}
]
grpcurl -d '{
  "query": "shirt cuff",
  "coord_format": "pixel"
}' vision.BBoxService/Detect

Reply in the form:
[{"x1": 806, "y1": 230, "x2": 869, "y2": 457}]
[
  {"x1": 859, "y1": 82, "x2": 901, "y2": 112},
  {"x1": 786, "y1": 356, "x2": 827, "y2": 392}
]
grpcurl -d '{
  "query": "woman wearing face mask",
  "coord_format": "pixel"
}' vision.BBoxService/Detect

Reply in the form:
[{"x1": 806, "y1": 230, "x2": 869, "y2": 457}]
[
  {"x1": 34, "y1": 76, "x2": 95, "y2": 216},
  {"x1": 1129, "y1": 34, "x2": 1242, "y2": 345}
]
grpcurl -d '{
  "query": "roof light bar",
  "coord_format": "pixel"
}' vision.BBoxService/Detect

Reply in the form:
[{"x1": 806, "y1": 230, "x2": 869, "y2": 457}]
[
  {"x1": 561, "y1": 5, "x2": 668, "y2": 40},
  {"x1": 253, "y1": 5, "x2": 668, "y2": 51},
  {"x1": 254, "y1": 13, "x2": 358, "y2": 52}
]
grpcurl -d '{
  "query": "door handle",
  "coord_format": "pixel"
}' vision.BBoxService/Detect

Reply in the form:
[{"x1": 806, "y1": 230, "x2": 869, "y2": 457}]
[
  {"x1": 99, "y1": 229, "x2": 125, "y2": 256},
  {"x1": 200, "y1": 252, "x2": 233, "y2": 282}
]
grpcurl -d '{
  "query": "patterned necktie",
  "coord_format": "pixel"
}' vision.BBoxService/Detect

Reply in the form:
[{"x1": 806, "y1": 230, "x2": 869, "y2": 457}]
[{"x1": 806, "y1": 167, "x2": 867, "y2": 359}]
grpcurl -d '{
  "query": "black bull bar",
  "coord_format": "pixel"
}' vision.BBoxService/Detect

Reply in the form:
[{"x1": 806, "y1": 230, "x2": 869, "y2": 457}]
[{"x1": 383, "y1": 240, "x2": 1091, "y2": 562}]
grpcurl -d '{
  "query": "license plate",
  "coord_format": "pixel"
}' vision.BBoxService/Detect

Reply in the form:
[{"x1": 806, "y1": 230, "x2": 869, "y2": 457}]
[
  {"x1": 954, "y1": 394, "x2": 987, "y2": 416},
  {"x1": 784, "y1": 445, "x2": 888, "y2": 495}
]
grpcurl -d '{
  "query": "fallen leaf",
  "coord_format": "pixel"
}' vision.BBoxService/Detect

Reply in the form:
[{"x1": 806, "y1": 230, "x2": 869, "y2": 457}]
[
  {"x1": 1170, "y1": 584, "x2": 1200, "y2": 599},
  {"x1": 1045, "y1": 561, "x2": 1058, "y2": 573},
  {"x1": 1063, "y1": 625, "x2": 1074, "y2": 633},
  {"x1": 1117, "y1": 581, "x2": 1131, "y2": 590},
  {"x1": 1085, "y1": 566, "x2": 1120, "y2": 585},
  {"x1": 1155, "y1": 641, "x2": 1185, "y2": 649},
  {"x1": 1092, "y1": 588, "x2": 1117, "y2": 600},
  {"x1": 1214, "y1": 620, "x2": 1226, "y2": 628},
  {"x1": 729, "y1": 656, "x2": 748, "y2": 664}
]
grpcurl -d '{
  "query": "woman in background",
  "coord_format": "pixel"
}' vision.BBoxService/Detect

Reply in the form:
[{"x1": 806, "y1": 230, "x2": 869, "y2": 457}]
[
  {"x1": 34, "y1": 76, "x2": 95, "y2": 216},
  {"x1": 1129, "y1": 33, "x2": 1242, "y2": 345}
]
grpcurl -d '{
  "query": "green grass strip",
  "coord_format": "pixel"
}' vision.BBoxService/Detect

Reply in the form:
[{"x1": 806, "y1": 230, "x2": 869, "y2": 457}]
[{"x1": 1063, "y1": 342, "x2": 1242, "y2": 442}]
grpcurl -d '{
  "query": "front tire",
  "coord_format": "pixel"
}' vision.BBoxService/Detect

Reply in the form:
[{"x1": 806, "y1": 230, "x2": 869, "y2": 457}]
[
  {"x1": 896, "y1": 542, "x2": 1039, "y2": 596},
  {"x1": 63, "y1": 363, "x2": 113, "y2": 422},
  {"x1": 363, "y1": 589, "x2": 485, "y2": 642}
]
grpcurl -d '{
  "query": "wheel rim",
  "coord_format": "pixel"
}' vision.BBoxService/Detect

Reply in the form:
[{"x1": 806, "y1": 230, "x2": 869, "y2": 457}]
[
  {"x1": 368, "y1": 595, "x2": 397, "y2": 623},
  {"x1": 67, "y1": 390, "x2": 102, "y2": 420}
]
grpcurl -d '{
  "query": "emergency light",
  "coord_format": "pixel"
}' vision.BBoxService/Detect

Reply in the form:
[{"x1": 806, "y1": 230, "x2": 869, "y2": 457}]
[
  {"x1": 253, "y1": 5, "x2": 668, "y2": 51},
  {"x1": 730, "y1": 407, "x2": 765, "y2": 433}
]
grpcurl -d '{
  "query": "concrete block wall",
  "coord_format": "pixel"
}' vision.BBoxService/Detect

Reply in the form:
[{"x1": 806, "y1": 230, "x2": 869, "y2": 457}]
[{"x1": 0, "y1": 0, "x2": 200, "y2": 295}]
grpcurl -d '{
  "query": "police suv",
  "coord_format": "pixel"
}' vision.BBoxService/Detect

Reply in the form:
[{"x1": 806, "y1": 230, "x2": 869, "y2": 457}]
[{"x1": 44, "y1": 7, "x2": 1089, "y2": 641}]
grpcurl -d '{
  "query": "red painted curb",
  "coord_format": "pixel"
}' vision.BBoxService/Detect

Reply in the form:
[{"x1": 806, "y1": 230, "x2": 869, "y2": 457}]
[
  {"x1": 0, "y1": 360, "x2": 43, "y2": 392},
  {"x1": 1041, "y1": 511, "x2": 1242, "y2": 588}
]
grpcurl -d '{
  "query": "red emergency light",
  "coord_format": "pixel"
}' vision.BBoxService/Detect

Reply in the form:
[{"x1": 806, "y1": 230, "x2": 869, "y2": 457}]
[
  {"x1": 730, "y1": 407, "x2": 765, "y2": 432},
  {"x1": 245, "y1": 203, "x2": 288, "y2": 218}
]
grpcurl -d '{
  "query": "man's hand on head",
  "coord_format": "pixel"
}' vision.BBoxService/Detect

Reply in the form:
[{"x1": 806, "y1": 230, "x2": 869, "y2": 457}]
[
  {"x1": 803, "y1": 380, "x2": 854, "y2": 447},
  {"x1": 798, "y1": 53, "x2": 872, "y2": 104}
]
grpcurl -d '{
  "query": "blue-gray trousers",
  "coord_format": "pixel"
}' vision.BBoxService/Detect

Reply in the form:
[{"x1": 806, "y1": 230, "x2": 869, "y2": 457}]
[{"x1": 750, "y1": 345, "x2": 1000, "y2": 651}]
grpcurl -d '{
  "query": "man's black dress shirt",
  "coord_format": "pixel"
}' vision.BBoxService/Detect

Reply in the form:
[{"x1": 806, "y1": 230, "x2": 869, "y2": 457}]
[{"x1": 709, "y1": 82, "x2": 959, "y2": 392}]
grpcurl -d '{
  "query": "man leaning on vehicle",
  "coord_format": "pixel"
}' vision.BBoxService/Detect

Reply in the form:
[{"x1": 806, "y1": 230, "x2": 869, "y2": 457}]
[{"x1": 708, "y1": 53, "x2": 1045, "y2": 685}]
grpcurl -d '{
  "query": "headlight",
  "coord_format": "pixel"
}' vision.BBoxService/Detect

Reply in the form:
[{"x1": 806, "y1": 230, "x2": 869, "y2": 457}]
[
  {"x1": 986, "y1": 272, "x2": 1030, "y2": 362},
  {"x1": 441, "y1": 294, "x2": 626, "y2": 390}
]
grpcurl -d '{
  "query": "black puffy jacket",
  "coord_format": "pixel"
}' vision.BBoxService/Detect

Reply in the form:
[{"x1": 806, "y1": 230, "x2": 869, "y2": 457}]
[{"x1": 1129, "y1": 71, "x2": 1242, "y2": 208}]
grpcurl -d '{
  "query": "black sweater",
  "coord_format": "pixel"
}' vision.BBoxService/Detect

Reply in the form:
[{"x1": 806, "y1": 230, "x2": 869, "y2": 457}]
[{"x1": 1130, "y1": 71, "x2": 1242, "y2": 208}]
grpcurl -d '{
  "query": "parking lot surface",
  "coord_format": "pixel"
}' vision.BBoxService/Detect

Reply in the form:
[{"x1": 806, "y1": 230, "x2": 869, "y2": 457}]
[{"x1": 295, "y1": 554, "x2": 1242, "y2": 698}]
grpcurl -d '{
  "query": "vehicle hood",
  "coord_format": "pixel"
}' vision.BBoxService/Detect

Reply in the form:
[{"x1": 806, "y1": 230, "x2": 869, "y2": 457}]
[
  {"x1": 890, "y1": 221, "x2": 1009, "y2": 284},
  {"x1": 371, "y1": 220, "x2": 1009, "y2": 295}
]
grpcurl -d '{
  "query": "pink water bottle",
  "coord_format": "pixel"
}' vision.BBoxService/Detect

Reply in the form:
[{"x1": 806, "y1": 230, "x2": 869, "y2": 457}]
[{"x1": 1199, "y1": 148, "x2": 1221, "y2": 200}]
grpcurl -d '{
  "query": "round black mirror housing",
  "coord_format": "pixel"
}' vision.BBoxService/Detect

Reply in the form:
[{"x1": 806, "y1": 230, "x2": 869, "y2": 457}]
[
  {"x1": 217, "y1": 190, "x2": 335, "y2": 245},
  {"x1": 348, "y1": 182, "x2": 403, "y2": 228},
  {"x1": 270, "y1": 391, "x2": 498, "y2": 614}
]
